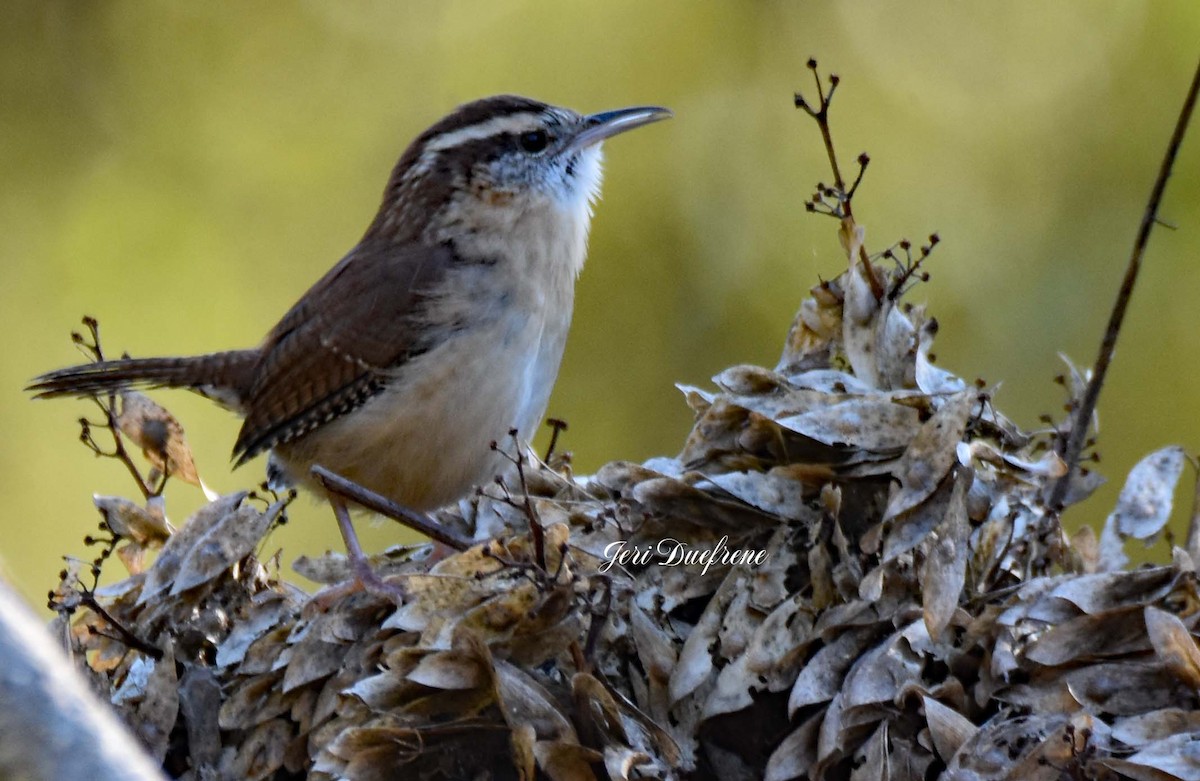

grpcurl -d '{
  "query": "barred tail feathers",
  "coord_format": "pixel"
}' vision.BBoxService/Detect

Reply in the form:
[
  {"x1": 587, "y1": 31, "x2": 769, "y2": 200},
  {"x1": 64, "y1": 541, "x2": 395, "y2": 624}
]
[{"x1": 27, "y1": 350, "x2": 256, "y2": 409}]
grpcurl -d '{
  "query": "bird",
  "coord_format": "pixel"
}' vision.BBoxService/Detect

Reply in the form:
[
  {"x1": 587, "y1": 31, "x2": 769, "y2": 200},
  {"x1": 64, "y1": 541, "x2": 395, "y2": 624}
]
[{"x1": 29, "y1": 95, "x2": 671, "y2": 515}]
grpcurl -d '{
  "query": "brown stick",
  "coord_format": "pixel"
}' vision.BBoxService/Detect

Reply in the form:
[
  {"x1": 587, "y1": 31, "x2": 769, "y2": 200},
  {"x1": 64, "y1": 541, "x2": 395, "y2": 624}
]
[
  {"x1": 311, "y1": 465, "x2": 471, "y2": 551},
  {"x1": 1049, "y1": 58, "x2": 1200, "y2": 512}
]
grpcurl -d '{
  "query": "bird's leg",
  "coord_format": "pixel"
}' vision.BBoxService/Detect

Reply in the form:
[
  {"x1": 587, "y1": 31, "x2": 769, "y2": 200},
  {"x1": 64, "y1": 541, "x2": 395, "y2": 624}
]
[
  {"x1": 310, "y1": 465, "x2": 472, "y2": 607},
  {"x1": 324, "y1": 490, "x2": 408, "y2": 606}
]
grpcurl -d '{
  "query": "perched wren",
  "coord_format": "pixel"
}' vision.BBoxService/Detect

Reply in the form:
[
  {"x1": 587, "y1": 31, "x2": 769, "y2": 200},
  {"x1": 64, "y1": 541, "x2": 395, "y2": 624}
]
[{"x1": 29, "y1": 95, "x2": 671, "y2": 511}]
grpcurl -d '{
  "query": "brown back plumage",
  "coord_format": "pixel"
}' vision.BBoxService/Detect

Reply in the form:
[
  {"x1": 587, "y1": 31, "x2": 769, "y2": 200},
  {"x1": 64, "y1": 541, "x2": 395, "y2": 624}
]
[{"x1": 230, "y1": 239, "x2": 455, "y2": 465}]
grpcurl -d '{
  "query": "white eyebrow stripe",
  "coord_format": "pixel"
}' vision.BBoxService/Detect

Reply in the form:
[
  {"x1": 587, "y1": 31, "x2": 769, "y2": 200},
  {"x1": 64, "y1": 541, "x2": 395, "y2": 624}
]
[{"x1": 423, "y1": 113, "x2": 543, "y2": 152}]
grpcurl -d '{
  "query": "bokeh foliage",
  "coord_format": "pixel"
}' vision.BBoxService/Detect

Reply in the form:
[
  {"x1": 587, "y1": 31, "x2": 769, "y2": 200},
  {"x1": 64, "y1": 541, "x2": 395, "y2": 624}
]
[{"x1": 2, "y1": 2, "x2": 1199, "y2": 606}]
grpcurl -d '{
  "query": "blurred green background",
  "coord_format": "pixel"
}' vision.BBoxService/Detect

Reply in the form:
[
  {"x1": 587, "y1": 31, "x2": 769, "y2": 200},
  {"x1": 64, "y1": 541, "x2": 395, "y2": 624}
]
[{"x1": 3, "y1": 2, "x2": 1198, "y2": 607}]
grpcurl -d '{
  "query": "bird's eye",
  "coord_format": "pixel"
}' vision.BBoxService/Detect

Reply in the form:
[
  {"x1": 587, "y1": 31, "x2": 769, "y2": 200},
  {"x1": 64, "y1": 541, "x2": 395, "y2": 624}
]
[{"x1": 518, "y1": 130, "x2": 549, "y2": 153}]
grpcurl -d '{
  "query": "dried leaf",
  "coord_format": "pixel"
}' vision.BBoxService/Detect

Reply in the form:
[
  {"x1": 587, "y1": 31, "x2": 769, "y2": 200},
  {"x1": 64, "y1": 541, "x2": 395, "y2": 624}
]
[
  {"x1": 703, "y1": 468, "x2": 816, "y2": 521},
  {"x1": 603, "y1": 746, "x2": 653, "y2": 781},
  {"x1": 704, "y1": 594, "x2": 811, "y2": 718},
  {"x1": 406, "y1": 648, "x2": 486, "y2": 690},
  {"x1": 532, "y1": 740, "x2": 601, "y2": 781},
  {"x1": 227, "y1": 718, "x2": 292, "y2": 780},
  {"x1": 93, "y1": 494, "x2": 172, "y2": 544},
  {"x1": 138, "y1": 491, "x2": 247, "y2": 605},
  {"x1": 171, "y1": 501, "x2": 282, "y2": 596},
  {"x1": 1025, "y1": 607, "x2": 1149, "y2": 667},
  {"x1": 1056, "y1": 466, "x2": 1109, "y2": 513},
  {"x1": 280, "y1": 635, "x2": 345, "y2": 694},
  {"x1": 133, "y1": 642, "x2": 178, "y2": 763},
  {"x1": 878, "y1": 461, "x2": 959, "y2": 562},
  {"x1": 848, "y1": 721, "x2": 889, "y2": 781},
  {"x1": 788, "y1": 627, "x2": 879, "y2": 714},
  {"x1": 883, "y1": 392, "x2": 977, "y2": 522},
  {"x1": 777, "y1": 276, "x2": 844, "y2": 372},
  {"x1": 713, "y1": 365, "x2": 790, "y2": 395},
  {"x1": 179, "y1": 664, "x2": 223, "y2": 772},
  {"x1": 945, "y1": 713, "x2": 1067, "y2": 780},
  {"x1": 219, "y1": 671, "x2": 291, "y2": 729},
  {"x1": 1099, "y1": 733, "x2": 1200, "y2": 780},
  {"x1": 1064, "y1": 661, "x2": 1190, "y2": 715},
  {"x1": 1071, "y1": 525, "x2": 1101, "y2": 573},
  {"x1": 1108, "y1": 446, "x2": 1187, "y2": 542},
  {"x1": 1145, "y1": 606, "x2": 1200, "y2": 690},
  {"x1": 493, "y1": 658, "x2": 576, "y2": 742},
  {"x1": 511, "y1": 723, "x2": 537, "y2": 781},
  {"x1": 634, "y1": 474, "x2": 781, "y2": 532},
  {"x1": 573, "y1": 673, "x2": 630, "y2": 748},
  {"x1": 629, "y1": 603, "x2": 677, "y2": 687},
  {"x1": 677, "y1": 383, "x2": 715, "y2": 414},
  {"x1": 921, "y1": 467, "x2": 972, "y2": 640},
  {"x1": 922, "y1": 694, "x2": 976, "y2": 763},
  {"x1": 765, "y1": 711, "x2": 822, "y2": 781},
  {"x1": 669, "y1": 572, "x2": 742, "y2": 704},
  {"x1": 117, "y1": 390, "x2": 213, "y2": 496},
  {"x1": 776, "y1": 397, "x2": 921, "y2": 451},
  {"x1": 841, "y1": 620, "x2": 924, "y2": 710},
  {"x1": 216, "y1": 594, "x2": 293, "y2": 669},
  {"x1": 1111, "y1": 708, "x2": 1200, "y2": 747},
  {"x1": 1047, "y1": 566, "x2": 1177, "y2": 615},
  {"x1": 841, "y1": 226, "x2": 882, "y2": 387},
  {"x1": 999, "y1": 714, "x2": 1100, "y2": 781},
  {"x1": 958, "y1": 440, "x2": 1067, "y2": 479}
]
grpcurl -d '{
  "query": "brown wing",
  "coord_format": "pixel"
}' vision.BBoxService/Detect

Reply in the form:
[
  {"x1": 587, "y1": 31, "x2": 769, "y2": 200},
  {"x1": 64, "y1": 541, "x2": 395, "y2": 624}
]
[{"x1": 231, "y1": 238, "x2": 454, "y2": 465}]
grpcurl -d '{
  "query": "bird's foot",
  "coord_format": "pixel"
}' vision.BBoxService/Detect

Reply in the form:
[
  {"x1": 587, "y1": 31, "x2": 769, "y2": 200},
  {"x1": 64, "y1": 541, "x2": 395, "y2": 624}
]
[{"x1": 326, "y1": 490, "x2": 407, "y2": 606}]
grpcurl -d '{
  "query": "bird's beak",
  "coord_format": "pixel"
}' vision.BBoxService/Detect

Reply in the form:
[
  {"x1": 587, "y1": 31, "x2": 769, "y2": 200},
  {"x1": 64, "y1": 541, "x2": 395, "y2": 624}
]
[{"x1": 566, "y1": 105, "x2": 673, "y2": 154}]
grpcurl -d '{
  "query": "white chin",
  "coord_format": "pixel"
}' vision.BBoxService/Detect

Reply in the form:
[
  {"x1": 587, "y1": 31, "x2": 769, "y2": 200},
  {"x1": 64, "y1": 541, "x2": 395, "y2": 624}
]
[{"x1": 570, "y1": 146, "x2": 605, "y2": 217}]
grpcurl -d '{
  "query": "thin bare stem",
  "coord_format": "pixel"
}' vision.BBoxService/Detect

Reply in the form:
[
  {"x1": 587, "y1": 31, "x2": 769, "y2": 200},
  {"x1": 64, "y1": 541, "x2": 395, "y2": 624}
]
[
  {"x1": 74, "y1": 587, "x2": 162, "y2": 660},
  {"x1": 795, "y1": 59, "x2": 885, "y2": 300},
  {"x1": 66, "y1": 318, "x2": 158, "y2": 500},
  {"x1": 1049, "y1": 58, "x2": 1200, "y2": 511},
  {"x1": 544, "y1": 417, "x2": 569, "y2": 463},
  {"x1": 511, "y1": 442, "x2": 546, "y2": 571},
  {"x1": 90, "y1": 398, "x2": 156, "y2": 499}
]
